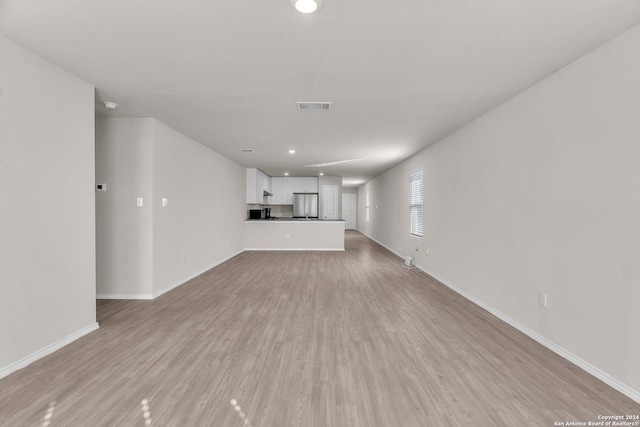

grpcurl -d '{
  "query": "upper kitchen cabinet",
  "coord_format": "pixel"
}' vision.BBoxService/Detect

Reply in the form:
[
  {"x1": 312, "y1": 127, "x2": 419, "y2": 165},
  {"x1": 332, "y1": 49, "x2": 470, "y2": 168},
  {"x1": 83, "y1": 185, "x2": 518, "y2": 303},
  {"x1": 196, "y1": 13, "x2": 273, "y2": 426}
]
[
  {"x1": 293, "y1": 177, "x2": 305, "y2": 193},
  {"x1": 269, "y1": 177, "x2": 295, "y2": 205},
  {"x1": 293, "y1": 177, "x2": 318, "y2": 193},
  {"x1": 305, "y1": 177, "x2": 318, "y2": 193},
  {"x1": 281, "y1": 178, "x2": 295, "y2": 204},
  {"x1": 261, "y1": 171, "x2": 271, "y2": 194},
  {"x1": 249, "y1": 172, "x2": 317, "y2": 205},
  {"x1": 246, "y1": 168, "x2": 272, "y2": 204},
  {"x1": 271, "y1": 177, "x2": 283, "y2": 204}
]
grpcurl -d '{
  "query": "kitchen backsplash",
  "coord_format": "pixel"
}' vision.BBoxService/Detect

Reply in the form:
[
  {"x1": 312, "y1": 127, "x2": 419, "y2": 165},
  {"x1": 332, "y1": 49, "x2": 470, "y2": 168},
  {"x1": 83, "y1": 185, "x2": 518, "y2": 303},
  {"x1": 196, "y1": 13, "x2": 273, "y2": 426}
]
[
  {"x1": 265, "y1": 205, "x2": 293, "y2": 218},
  {"x1": 246, "y1": 204, "x2": 293, "y2": 218}
]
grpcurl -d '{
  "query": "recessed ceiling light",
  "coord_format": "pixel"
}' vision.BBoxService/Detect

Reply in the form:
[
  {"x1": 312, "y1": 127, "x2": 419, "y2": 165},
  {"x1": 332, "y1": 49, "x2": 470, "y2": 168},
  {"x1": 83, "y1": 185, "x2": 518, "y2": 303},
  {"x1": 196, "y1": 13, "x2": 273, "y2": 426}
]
[
  {"x1": 289, "y1": 149, "x2": 296, "y2": 154},
  {"x1": 104, "y1": 101, "x2": 118, "y2": 110},
  {"x1": 284, "y1": 172, "x2": 290, "y2": 176},
  {"x1": 319, "y1": 172, "x2": 324, "y2": 176},
  {"x1": 290, "y1": 0, "x2": 322, "y2": 14}
]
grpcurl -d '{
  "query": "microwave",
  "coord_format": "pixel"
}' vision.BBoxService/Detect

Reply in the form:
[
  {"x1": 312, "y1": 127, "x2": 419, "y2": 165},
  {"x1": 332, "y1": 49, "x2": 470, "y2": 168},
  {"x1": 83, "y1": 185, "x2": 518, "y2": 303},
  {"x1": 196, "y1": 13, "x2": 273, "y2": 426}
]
[{"x1": 249, "y1": 209, "x2": 263, "y2": 220}]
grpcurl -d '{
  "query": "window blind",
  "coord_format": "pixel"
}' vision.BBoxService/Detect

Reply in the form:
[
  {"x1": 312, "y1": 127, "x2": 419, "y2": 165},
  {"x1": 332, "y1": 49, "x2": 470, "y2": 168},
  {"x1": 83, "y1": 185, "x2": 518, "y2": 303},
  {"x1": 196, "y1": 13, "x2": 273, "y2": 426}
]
[{"x1": 410, "y1": 170, "x2": 423, "y2": 237}]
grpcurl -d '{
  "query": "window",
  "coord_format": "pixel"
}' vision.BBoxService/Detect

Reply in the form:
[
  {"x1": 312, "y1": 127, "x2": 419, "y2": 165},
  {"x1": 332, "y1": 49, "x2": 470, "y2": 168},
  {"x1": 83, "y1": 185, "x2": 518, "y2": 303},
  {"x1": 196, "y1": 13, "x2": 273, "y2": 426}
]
[
  {"x1": 410, "y1": 170, "x2": 423, "y2": 237},
  {"x1": 365, "y1": 191, "x2": 370, "y2": 222}
]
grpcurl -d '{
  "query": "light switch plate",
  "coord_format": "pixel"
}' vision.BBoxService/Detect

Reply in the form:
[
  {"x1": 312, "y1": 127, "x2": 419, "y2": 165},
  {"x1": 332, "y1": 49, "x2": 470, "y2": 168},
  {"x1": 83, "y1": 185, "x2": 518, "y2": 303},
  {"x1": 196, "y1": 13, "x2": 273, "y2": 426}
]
[
  {"x1": 539, "y1": 291, "x2": 548, "y2": 308},
  {"x1": 137, "y1": 197, "x2": 143, "y2": 207}
]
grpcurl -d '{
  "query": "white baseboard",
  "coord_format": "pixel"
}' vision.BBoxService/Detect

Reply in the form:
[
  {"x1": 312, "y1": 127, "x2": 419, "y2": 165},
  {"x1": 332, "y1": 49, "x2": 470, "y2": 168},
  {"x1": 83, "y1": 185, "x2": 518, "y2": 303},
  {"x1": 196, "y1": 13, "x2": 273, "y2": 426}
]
[
  {"x1": 418, "y1": 267, "x2": 640, "y2": 404},
  {"x1": 357, "y1": 230, "x2": 405, "y2": 259},
  {"x1": 97, "y1": 251, "x2": 246, "y2": 301},
  {"x1": 96, "y1": 293, "x2": 153, "y2": 300},
  {"x1": 0, "y1": 322, "x2": 99, "y2": 380},
  {"x1": 153, "y1": 249, "x2": 245, "y2": 299},
  {"x1": 245, "y1": 248, "x2": 345, "y2": 251},
  {"x1": 358, "y1": 231, "x2": 640, "y2": 404}
]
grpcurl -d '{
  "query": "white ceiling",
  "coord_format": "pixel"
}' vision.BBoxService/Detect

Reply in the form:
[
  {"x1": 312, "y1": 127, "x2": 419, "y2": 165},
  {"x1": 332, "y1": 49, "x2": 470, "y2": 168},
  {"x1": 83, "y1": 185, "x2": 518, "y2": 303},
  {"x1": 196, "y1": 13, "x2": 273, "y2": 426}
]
[{"x1": 2, "y1": 1, "x2": 640, "y2": 186}]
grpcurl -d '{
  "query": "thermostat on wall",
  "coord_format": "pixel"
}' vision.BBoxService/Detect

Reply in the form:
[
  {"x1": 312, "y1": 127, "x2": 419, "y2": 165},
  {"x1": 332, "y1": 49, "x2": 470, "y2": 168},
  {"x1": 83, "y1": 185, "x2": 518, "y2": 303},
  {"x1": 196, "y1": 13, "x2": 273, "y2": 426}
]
[{"x1": 96, "y1": 183, "x2": 107, "y2": 192}]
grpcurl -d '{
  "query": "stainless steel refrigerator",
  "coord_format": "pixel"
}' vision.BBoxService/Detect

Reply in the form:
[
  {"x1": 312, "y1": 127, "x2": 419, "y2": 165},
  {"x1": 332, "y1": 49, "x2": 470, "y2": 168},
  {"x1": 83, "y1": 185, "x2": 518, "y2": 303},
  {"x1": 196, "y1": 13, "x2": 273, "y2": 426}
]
[{"x1": 292, "y1": 193, "x2": 318, "y2": 218}]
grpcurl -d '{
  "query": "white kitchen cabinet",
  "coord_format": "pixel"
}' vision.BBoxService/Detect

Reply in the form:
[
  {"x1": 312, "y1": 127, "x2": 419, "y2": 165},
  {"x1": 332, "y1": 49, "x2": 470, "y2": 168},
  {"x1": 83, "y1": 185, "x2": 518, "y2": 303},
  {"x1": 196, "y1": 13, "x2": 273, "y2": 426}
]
[
  {"x1": 246, "y1": 168, "x2": 258, "y2": 203},
  {"x1": 268, "y1": 177, "x2": 295, "y2": 205},
  {"x1": 271, "y1": 177, "x2": 283, "y2": 204},
  {"x1": 282, "y1": 177, "x2": 295, "y2": 204},
  {"x1": 293, "y1": 177, "x2": 318, "y2": 194},
  {"x1": 293, "y1": 177, "x2": 318, "y2": 193},
  {"x1": 246, "y1": 168, "x2": 272, "y2": 204},
  {"x1": 293, "y1": 177, "x2": 306, "y2": 193},
  {"x1": 305, "y1": 177, "x2": 318, "y2": 192},
  {"x1": 261, "y1": 170, "x2": 271, "y2": 194},
  {"x1": 249, "y1": 172, "x2": 316, "y2": 205}
]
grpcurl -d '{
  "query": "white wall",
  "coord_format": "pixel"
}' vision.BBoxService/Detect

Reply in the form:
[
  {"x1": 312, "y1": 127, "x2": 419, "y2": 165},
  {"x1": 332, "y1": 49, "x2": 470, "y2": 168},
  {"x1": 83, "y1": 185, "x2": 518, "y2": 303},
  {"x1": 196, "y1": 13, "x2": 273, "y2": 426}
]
[
  {"x1": 358, "y1": 25, "x2": 640, "y2": 399},
  {"x1": 151, "y1": 120, "x2": 246, "y2": 296},
  {"x1": 95, "y1": 118, "x2": 154, "y2": 297},
  {"x1": 0, "y1": 36, "x2": 97, "y2": 374},
  {"x1": 95, "y1": 117, "x2": 246, "y2": 299}
]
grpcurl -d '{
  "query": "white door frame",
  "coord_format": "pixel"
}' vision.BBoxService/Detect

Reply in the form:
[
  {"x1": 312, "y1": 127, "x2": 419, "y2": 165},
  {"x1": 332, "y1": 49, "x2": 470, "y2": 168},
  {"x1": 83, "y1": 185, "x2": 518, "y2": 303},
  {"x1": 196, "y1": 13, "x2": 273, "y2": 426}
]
[
  {"x1": 342, "y1": 192, "x2": 357, "y2": 229},
  {"x1": 322, "y1": 185, "x2": 339, "y2": 220}
]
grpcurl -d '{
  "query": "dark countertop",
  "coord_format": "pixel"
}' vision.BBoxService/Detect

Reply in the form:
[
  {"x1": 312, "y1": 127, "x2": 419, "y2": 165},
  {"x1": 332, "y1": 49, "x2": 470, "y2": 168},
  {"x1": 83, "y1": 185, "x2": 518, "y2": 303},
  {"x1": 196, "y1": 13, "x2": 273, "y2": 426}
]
[{"x1": 245, "y1": 217, "x2": 345, "y2": 222}]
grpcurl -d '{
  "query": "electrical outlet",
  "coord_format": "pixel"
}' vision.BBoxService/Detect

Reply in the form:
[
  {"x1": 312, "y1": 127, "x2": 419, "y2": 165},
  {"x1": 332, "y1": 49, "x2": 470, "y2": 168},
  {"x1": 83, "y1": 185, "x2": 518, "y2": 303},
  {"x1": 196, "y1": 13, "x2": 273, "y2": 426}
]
[{"x1": 285, "y1": 233, "x2": 290, "y2": 239}]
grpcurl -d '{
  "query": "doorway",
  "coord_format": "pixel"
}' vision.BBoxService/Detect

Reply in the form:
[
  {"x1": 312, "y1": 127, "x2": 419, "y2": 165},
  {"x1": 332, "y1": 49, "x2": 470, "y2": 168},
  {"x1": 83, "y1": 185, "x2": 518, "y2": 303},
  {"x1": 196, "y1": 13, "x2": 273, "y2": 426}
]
[
  {"x1": 342, "y1": 193, "x2": 357, "y2": 229},
  {"x1": 322, "y1": 185, "x2": 339, "y2": 220}
]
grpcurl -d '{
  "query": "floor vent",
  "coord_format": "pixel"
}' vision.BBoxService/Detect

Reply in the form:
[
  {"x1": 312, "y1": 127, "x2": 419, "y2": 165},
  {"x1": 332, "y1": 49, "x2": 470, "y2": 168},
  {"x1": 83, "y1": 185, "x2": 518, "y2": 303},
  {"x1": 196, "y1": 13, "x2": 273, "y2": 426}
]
[{"x1": 297, "y1": 102, "x2": 332, "y2": 111}]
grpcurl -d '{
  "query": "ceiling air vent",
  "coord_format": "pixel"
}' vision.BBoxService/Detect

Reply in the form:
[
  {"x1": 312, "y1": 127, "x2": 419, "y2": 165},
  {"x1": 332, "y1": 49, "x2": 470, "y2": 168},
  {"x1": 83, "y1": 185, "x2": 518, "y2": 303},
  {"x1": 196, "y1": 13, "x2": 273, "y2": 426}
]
[
  {"x1": 297, "y1": 102, "x2": 332, "y2": 111},
  {"x1": 240, "y1": 148, "x2": 254, "y2": 153}
]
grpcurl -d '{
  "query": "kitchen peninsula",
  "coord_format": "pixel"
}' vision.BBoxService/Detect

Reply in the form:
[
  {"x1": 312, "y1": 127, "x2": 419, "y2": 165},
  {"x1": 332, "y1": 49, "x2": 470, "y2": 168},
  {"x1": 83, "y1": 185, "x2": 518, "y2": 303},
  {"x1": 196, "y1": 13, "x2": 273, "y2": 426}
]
[
  {"x1": 245, "y1": 168, "x2": 345, "y2": 250},
  {"x1": 245, "y1": 219, "x2": 345, "y2": 251}
]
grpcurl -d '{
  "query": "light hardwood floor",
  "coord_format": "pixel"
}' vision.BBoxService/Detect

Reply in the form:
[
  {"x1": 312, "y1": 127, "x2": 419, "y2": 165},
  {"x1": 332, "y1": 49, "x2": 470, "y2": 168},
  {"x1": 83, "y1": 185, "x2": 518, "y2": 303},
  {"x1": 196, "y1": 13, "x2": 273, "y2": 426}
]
[{"x1": 1, "y1": 231, "x2": 638, "y2": 426}]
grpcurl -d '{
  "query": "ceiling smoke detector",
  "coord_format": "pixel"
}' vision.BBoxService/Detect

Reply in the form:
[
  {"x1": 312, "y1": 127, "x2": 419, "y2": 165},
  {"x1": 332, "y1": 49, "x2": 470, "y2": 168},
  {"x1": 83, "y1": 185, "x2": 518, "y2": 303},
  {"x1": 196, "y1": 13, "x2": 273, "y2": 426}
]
[{"x1": 296, "y1": 102, "x2": 332, "y2": 111}]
